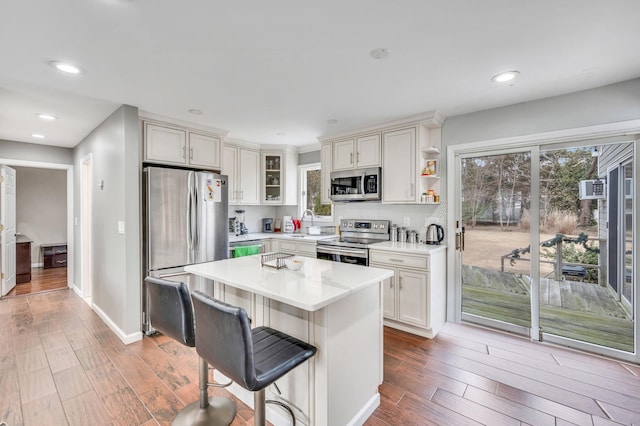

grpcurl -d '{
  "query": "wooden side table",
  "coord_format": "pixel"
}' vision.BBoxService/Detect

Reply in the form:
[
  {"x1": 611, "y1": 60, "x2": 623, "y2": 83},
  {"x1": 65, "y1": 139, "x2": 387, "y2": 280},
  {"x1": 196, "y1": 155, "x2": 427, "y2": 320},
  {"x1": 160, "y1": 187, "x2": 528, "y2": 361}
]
[
  {"x1": 16, "y1": 234, "x2": 32, "y2": 283},
  {"x1": 42, "y1": 243, "x2": 68, "y2": 269}
]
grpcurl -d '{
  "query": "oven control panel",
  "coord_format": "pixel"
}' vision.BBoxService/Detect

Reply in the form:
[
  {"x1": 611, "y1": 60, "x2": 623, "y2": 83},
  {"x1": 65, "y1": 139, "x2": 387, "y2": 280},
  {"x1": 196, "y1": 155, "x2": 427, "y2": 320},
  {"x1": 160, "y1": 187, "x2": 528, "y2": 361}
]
[{"x1": 340, "y1": 219, "x2": 390, "y2": 235}]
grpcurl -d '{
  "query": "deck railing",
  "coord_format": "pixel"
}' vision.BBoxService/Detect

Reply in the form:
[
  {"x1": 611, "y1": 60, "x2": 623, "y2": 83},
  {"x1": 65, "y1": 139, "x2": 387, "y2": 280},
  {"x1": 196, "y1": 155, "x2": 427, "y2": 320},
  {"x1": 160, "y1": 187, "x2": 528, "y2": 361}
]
[{"x1": 500, "y1": 234, "x2": 603, "y2": 284}]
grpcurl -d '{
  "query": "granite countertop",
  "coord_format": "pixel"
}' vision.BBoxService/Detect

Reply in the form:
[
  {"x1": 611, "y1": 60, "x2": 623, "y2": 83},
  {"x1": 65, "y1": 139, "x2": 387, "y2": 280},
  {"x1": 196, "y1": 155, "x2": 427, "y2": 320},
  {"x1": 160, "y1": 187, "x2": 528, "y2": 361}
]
[
  {"x1": 229, "y1": 232, "x2": 338, "y2": 243},
  {"x1": 186, "y1": 256, "x2": 393, "y2": 311},
  {"x1": 369, "y1": 241, "x2": 447, "y2": 254}
]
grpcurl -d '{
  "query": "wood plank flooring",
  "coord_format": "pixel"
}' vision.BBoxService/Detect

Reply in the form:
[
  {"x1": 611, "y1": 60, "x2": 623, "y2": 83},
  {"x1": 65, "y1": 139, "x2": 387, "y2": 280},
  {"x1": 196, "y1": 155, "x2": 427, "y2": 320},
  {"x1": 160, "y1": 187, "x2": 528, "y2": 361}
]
[
  {"x1": 1, "y1": 289, "x2": 639, "y2": 426},
  {"x1": 5, "y1": 267, "x2": 68, "y2": 297}
]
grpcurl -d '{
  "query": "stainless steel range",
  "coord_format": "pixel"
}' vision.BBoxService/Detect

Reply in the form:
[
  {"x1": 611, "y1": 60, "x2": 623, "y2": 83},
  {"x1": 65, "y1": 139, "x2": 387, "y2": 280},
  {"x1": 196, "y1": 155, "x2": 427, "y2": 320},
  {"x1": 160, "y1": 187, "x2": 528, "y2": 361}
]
[{"x1": 316, "y1": 219, "x2": 390, "y2": 266}]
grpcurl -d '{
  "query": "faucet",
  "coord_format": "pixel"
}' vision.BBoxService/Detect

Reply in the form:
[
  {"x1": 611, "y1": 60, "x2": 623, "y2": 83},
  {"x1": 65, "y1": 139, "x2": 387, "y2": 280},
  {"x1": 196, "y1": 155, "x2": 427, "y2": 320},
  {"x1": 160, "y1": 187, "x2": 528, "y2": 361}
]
[{"x1": 301, "y1": 209, "x2": 315, "y2": 227}]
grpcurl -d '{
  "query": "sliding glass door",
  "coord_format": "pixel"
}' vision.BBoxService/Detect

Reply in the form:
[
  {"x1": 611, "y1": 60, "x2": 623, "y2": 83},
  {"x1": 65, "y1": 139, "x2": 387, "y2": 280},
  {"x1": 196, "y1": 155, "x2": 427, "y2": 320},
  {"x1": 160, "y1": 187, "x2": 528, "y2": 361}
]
[
  {"x1": 460, "y1": 150, "x2": 533, "y2": 334},
  {"x1": 456, "y1": 141, "x2": 636, "y2": 358}
]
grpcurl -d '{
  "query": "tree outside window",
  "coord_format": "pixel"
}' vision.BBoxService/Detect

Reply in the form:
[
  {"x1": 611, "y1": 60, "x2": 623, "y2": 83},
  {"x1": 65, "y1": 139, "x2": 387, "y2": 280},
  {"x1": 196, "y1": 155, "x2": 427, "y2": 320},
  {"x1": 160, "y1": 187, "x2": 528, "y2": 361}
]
[{"x1": 300, "y1": 163, "x2": 332, "y2": 219}]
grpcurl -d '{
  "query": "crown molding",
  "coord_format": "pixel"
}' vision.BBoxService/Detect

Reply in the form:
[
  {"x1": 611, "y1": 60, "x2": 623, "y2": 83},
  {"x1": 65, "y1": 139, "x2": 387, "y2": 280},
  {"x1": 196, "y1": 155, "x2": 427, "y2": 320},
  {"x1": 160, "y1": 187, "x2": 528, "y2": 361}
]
[{"x1": 139, "y1": 110, "x2": 230, "y2": 137}]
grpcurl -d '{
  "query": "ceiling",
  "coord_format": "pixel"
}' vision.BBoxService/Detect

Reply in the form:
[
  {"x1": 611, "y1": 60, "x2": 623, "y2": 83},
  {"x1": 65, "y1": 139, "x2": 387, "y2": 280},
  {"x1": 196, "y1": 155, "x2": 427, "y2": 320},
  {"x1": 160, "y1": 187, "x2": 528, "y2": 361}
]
[{"x1": 2, "y1": 0, "x2": 640, "y2": 149}]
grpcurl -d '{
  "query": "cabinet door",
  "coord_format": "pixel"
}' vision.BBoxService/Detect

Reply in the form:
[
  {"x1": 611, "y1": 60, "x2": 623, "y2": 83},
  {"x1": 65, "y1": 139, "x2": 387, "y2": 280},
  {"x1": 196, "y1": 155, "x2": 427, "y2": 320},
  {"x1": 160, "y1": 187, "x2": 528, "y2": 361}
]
[
  {"x1": 239, "y1": 149, "x2": 260, "y2": 204},
  {"x1": 222, "y1": 145, "x2": 238, "y2": 203},
  {"x1": 262, "y1": 153, "x2": 283, "y2": 204},
  {"x1": 398, "y1": 269, "x2": 428, "y2": 328},
  {"x1": 356, "y1": 134, "x2": 381, "y2": 168},
  {"x1": 188, "y1": 133, "x2": 221, "y2": 168},
  {"x1": 381, "y1": 276, "x2": 396, "y2": 319},
  {"x1": 332, "y1": 139, "x2": 355, "y2": 170},
  {"x1": 321, "y1": 143, "x2": 332, "y2": 204},
  {"x1": 382, "y1": 127, "x2": 416, "y2": 203},
  {"x1": 145, "y1": 123, "x2": 187, "y2": 164},
  {"x1": 297, "y1": 242, "x2": 317, "y2": 258}
]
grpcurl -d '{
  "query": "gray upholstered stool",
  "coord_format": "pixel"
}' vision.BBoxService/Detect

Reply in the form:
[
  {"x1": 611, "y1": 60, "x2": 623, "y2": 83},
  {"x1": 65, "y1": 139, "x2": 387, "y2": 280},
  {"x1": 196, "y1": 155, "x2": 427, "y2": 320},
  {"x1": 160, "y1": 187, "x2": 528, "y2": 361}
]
[
  {"x1": 191, "y1": 291, "x2": 318, "y2": 426},
  {"x1": 145, "y1": 277, "x2": 236, "y2": 426}
]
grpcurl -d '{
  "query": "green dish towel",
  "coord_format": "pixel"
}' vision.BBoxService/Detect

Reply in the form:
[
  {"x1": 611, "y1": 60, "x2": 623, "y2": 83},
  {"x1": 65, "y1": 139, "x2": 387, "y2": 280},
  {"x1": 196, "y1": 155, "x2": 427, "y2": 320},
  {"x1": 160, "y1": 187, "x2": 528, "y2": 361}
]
[{"x1": 233, "y1": 245, "x2": 260, "y2": 257}]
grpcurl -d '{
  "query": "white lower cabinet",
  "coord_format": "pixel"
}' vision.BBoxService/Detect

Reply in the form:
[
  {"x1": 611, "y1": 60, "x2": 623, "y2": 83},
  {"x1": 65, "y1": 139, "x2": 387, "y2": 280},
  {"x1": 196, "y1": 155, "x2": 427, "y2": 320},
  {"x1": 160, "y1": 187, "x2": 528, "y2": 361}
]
[
  {"x1": 370, "y1": 247, "x2": 446, "y2": 338},
  {"x1": 270, "y1": 240, "x2": 317, "y2": 258}
]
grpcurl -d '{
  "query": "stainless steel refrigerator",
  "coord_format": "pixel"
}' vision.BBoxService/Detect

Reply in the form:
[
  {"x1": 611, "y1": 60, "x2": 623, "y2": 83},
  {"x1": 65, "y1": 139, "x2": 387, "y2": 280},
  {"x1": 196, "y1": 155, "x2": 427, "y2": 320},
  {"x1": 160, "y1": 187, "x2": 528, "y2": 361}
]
[{"x1": 142, "y1": 166, "x2": 228, "y2": 334}]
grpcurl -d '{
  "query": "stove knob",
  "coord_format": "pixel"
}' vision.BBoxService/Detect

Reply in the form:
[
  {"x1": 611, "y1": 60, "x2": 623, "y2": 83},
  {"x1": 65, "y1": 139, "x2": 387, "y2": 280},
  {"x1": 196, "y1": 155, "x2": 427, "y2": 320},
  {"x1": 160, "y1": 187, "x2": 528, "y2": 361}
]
[{"x1": 380, "y1": 223, "x2": 385, "y2": 229}]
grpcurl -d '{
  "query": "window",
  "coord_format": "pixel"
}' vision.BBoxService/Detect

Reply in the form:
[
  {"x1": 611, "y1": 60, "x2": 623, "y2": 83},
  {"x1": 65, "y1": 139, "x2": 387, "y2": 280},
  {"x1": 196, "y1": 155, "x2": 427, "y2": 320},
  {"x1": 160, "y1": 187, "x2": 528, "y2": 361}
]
[{"x1": 299, "y1": 163, "x2": 333, "y2": 221}]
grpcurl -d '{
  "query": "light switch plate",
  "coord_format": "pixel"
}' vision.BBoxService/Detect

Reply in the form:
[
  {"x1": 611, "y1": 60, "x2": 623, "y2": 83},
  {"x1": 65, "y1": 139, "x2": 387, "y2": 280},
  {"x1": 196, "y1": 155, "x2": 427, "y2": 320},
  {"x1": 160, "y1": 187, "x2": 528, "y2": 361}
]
[
  {"x1": 118, "y1": 221, "x2": 125, "y2": 235},
  {"x1": 403, "y1": 217, "x2": 410, "y2": 226}
]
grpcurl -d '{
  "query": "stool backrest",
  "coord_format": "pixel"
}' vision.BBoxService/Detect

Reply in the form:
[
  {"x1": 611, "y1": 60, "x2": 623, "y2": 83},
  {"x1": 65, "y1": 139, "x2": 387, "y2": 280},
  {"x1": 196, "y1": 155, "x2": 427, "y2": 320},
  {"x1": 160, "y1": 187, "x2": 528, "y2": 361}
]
[
  {"x1": 191, "y1": 291, "x2": 256, "y2": 390},
  {"x1": 145, "y1": 277, "x2": 195, "y2": 347}
]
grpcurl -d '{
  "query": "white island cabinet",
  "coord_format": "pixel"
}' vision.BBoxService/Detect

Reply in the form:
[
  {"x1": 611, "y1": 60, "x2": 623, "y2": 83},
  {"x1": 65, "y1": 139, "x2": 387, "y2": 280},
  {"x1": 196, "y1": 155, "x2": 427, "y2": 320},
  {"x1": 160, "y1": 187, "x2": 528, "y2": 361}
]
[{"x1": 185, "y1": 257, "x2": 393, "y2": 426}]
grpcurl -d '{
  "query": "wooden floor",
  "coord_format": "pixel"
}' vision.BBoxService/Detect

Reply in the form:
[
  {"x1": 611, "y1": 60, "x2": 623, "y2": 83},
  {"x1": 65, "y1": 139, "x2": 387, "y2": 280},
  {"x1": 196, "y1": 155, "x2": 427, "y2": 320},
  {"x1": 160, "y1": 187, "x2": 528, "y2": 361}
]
[
  {"x1": 5, "y1": 267, "x2": 68, "y2": 297},
  {"x1": 1, "y1": 289, "x2": 639, "y2": 426}
]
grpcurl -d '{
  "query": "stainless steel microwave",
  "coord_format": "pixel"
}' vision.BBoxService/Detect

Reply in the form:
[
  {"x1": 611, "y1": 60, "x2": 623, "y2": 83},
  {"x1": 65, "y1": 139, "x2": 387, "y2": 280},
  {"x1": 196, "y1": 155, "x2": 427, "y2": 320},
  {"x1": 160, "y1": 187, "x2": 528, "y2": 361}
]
[{"x1": 330, "y1": 167, "x2": 381, "y2": 202}]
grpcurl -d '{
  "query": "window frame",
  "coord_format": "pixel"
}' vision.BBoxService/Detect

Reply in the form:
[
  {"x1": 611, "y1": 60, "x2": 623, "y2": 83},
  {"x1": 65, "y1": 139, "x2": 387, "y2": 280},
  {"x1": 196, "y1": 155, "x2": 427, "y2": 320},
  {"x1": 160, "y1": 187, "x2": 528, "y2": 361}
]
[{"x1": 298, "y1": 162, "x2": 333, "y2": 222}]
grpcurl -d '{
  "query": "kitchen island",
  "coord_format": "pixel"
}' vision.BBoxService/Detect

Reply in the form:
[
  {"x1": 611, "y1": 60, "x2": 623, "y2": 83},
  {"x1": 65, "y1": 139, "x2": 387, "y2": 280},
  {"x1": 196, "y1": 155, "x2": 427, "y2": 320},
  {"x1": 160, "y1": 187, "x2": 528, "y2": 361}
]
[{"x1": 186, "y1": 256, "x2": 394, "y2": 426}]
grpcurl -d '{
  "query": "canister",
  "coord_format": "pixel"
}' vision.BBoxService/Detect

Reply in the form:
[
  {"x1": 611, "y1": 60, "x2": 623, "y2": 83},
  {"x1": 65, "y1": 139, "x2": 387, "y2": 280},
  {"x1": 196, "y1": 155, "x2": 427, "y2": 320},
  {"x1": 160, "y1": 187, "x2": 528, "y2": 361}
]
[
  {"x1": 390, "y1": 224, "x2": 398, "y2": 241},
  {"x1": 398, "y1": 227, "x2": 407, "y2": 242},
  {"x1": 408, "y1": 230, "x2": 417, "y2": 243}
]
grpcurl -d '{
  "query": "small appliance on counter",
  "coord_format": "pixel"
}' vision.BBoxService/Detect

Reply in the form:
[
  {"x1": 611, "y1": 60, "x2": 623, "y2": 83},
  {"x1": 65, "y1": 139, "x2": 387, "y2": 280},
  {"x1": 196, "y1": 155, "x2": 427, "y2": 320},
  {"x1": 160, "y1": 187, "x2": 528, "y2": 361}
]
[
  {"x1": 234, "y1": 209, "x2": 248, "y2": 236},
  {"x1": 426, "y1": 224, "x2": 444, "y2": 245},
  {"x1": 282, "y1": 216, "x2": 294, "y2": 233},
  {"x1": 262, "y1": 218, "x2": 274, "y2": 232}
]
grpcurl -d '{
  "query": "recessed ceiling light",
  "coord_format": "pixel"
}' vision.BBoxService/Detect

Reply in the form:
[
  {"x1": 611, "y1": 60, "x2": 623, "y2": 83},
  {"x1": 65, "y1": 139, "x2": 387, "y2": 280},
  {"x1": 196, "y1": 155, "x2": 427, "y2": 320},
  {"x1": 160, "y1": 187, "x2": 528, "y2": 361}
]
[
  {"x1": 37, "y1": 113, "x2": 58, "y2": 120},
  {"x1": 370, "y1": 48, "x2": 390, "y2": 60},
  {"x1": 276, "y1": 132, "x2": 286, "y2": 136},
  {"x1": 327, "y1": 119, "x2": 338, "y2": 124},
  {"x1": 32, "y1": 134, "x2": 45, "y2": 139},
  {"x1": 188, "y1": 109, "x2": 203, "y2": 115},
  {"x1": 49, "y1": 61, "x2": 84, "y2": 74},
  {"x1": 491, "y1": 70, "x2": 520, "y2": 83}
]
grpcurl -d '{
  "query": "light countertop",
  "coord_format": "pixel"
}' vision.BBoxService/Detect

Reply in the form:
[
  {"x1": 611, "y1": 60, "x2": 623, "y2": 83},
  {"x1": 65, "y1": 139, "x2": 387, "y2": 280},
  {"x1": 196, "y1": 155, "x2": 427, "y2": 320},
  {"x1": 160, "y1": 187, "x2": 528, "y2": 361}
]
[
  {"x1": 229, "y1": 232, "x2": 338, "y2": 243},
  {"x1": 185, "y1": 256, "x2": 393, "y2": 311},
  {"x1": 369, "y1": 241, "x2": 447, "y2": 254}
]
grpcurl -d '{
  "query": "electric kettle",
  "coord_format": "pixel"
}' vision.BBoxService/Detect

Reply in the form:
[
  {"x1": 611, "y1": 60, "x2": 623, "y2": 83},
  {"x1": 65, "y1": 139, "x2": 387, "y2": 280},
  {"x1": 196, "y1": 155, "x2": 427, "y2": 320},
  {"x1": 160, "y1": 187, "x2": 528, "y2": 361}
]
[{"x1": 425, "y1": 224, "x2": 444, "y2": 245}]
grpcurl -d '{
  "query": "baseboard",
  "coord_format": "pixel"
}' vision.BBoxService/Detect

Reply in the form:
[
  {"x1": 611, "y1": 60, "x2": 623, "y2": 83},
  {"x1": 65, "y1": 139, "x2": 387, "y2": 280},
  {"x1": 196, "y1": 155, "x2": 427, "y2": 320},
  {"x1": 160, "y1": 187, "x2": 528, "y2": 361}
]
[
  {"x1": 347, "y1": 393, "x2": 380, "y2": 426},
  {"x1": 31, "y1": 262, "x2": 44, "y2": 268},
  {"x1": 92, "y1": 303, "x2": 142, "y2": 345},
  {"x1": 72, "y1": 283, "x2": 83, "y2": 297}
]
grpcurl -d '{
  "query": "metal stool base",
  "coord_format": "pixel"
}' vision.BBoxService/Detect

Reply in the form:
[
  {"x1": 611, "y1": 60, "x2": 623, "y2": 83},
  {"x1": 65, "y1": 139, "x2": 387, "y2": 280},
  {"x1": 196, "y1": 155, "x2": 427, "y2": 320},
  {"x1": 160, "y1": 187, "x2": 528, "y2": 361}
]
[{"x1": 172, "y1": 396, "x2": 236, "y2": 426}]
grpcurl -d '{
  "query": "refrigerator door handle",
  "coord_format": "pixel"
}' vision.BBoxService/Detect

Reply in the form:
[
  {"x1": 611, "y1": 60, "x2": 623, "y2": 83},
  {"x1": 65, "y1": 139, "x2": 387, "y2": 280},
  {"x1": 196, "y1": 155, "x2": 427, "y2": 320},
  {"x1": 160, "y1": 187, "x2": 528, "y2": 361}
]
[
  {"x1": 192, "y1": 173, "x2": 199, "y2": 252},
  {"x1": 186, "y1": 171, "x2": 194, "y2": 258}
]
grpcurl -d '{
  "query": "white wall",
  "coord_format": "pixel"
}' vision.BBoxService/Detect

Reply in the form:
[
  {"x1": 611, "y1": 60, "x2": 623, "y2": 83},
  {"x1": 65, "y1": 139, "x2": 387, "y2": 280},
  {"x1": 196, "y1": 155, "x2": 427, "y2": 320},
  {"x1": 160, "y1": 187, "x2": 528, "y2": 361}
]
[
  {"x1": 73, "y1": 104, "x2": 141, "y2": 341},
  {"x1": 442, "y1": 78, "x2": 640, "y2": 146},
  {"x1": 14, "y1": 166, "x2": 67, "y2": 263},
  {"x1": 0, "y1": 140, "x2": 73, "y2": 164}
]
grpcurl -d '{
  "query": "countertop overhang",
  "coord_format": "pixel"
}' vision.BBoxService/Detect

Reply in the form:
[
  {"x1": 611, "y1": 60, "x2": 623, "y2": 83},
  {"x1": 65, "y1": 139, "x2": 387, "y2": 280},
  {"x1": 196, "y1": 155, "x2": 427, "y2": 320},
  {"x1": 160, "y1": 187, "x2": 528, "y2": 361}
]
[{"x1": 185, "y1": 256, "x2": 393, "y2": 311}]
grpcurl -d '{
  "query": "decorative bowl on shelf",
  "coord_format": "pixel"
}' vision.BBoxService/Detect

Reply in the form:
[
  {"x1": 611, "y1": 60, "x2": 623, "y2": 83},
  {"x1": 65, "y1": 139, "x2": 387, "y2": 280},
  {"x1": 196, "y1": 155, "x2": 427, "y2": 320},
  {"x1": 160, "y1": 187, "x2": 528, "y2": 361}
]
[{"x1": 285, "y1": 257, "x2": 305, "y2": 271}]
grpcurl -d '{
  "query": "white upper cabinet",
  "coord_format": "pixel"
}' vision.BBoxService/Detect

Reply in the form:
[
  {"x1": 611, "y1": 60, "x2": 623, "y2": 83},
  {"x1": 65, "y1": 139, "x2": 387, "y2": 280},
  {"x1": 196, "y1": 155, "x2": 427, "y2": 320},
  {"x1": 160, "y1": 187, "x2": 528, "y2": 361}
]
[
  {"x1": 145, "y1": 123, "x2": 187, "y2": 165},
  {"x1": 261, "y1": 149, "x2": 297, "y2": 205},
  {"x1": 144, "y1": 122, "x2": 222, "y2": 170},
  {"x1": 321, "y1": 142, "x2": 332, "y2": 204},
  {"x1": 332, "y1": 138, "x2": 355, "y2": 170},
  {"x1": 188, "y1": 132, "x2": 221, "y2": 169},
  {"x1": 382, "y1": 127, "x2": 417, "y2": 203},
  {"x1": 332, "y1": 134, "x2": 381, "y2": 171},
  {"x1": 222, "y1": 145, "x2": 260, "y2": 205},
  {"x1": 355, "y1": 134, "x2": 381, "y2": 168}
]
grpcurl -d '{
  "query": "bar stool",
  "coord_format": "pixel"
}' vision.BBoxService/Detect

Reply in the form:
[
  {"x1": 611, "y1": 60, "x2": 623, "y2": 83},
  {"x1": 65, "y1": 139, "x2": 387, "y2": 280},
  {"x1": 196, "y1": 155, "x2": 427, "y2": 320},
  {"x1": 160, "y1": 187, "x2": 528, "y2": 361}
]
[
  {"x1": 145, "y1": 277, "x2": 236, "y2": 426},
  {"x1": 191, "y1": 291, "x2": 318, "y2": 426}
]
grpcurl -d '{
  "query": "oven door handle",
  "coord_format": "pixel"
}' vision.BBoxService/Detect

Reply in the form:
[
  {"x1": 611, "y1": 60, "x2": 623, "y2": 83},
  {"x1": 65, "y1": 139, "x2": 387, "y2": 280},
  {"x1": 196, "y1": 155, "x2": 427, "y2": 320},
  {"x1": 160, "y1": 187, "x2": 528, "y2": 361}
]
[{"x1": 316, "y1": 246, "x2": 368, "y2": 258}]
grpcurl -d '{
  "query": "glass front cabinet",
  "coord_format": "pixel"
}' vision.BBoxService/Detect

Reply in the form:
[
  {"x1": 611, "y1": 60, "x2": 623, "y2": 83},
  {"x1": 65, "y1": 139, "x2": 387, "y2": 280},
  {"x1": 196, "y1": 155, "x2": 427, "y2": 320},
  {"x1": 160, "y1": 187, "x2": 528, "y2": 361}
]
[{"x1": 263, "y1": 153, "x2": 283, "y2": 204}]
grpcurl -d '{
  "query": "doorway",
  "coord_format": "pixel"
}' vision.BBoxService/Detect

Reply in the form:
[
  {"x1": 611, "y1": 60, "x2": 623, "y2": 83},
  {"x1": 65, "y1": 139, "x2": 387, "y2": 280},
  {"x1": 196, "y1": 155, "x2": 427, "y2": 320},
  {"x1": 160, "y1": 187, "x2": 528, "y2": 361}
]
[
  {"x1": 455, "y1": 140, "x2": 637, "y2": 360},
  {"x1": 0, "y1": 159, "x2": 73, "y2": 298}
]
